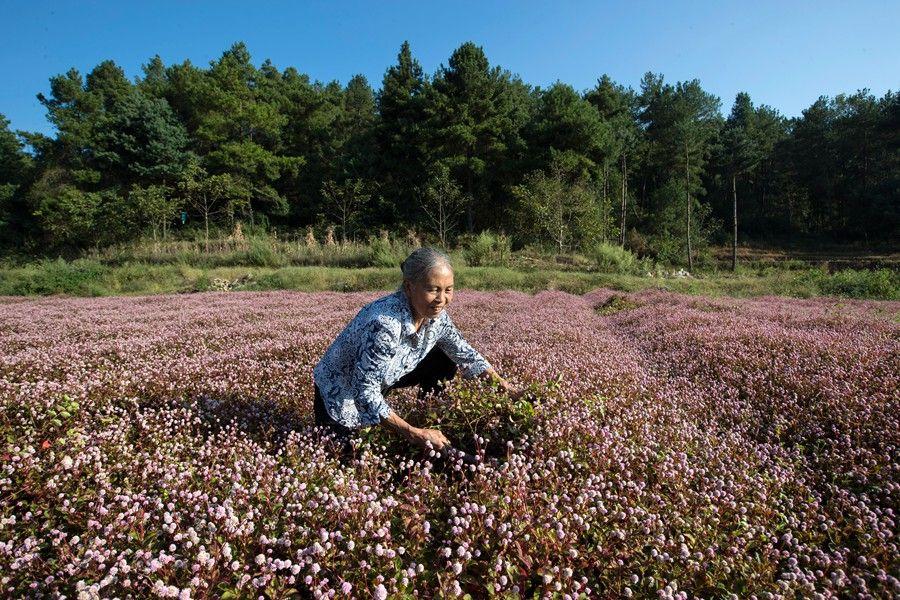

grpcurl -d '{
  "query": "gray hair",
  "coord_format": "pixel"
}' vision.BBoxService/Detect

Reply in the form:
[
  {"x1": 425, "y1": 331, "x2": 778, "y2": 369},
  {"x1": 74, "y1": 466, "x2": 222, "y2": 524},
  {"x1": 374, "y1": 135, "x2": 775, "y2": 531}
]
[{"x1": 400, "y1": 247, "x2": 453, "y2": 285}]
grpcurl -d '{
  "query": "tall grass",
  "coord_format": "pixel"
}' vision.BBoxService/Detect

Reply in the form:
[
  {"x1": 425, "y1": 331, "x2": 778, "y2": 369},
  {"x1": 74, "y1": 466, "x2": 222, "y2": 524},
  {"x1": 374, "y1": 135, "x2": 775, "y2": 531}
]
[
  {"x1": 1, "y1": 260, "x2": 897, "y2": 301},
  {"x1": 0, "y1": 258, "x2": 109, "y2": 296},
  {"x1": 84, "y1": 230, "x2": 418, "y2": 269},
  {"x1": 2, "y1": 231, "x2": 896, "y2": 300},
  {"x1": 805, "y1": 267, "x2": 899, "y2": 300}
]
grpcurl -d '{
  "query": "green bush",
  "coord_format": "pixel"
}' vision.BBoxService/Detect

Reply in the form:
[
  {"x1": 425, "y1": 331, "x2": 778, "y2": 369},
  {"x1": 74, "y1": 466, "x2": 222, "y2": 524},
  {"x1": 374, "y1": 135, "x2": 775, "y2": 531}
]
[
  {"x1": 590, "y1": 242, "x2": 638, "y2": 274},
  {"x1": 494, "y1": 232, "x2": 512, "y2": 266},
  {"x1": 814, "y1": 268, "x2": 899, "y2": 300},
  {"x1": 594, "y1": 293, "x2": 644, "y2": 315},
  {"x1": 461, "y1": 232, "x2": 493, "y2": 267},
  {"x1": 240, "y1": 218, "x2": 270, "y2": 238},
  {"x1": 690, "y1": 248, "x2": 717, "y2": 271},
  {"x1": 366, "y1": 236, "x2": 403, "y2": 268},
  {"x1": 646, "y1": 234, "x2": 682, "y2": 266},
  {"x1": 461, "y1": 231, "x2": 510, "y2": 267},
  {"x1": 624, "y1": 228, "x2": 650, "y2": 258},
  {"x1": 192, "y1": 271, "x2": 212, "y2": 292},
  {"x1": 242, "y1": 236, "x2": 284, "y2": 268},
  {"x1": 0, "y1": 258, "x2": 108, "y2": 296}
]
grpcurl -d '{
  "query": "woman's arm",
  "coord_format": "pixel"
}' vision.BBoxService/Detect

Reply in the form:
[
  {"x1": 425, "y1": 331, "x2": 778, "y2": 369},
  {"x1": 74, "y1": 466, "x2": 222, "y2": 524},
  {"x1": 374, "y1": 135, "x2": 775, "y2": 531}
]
[
  {"x1": 434, "y1": 316, "x2": 523, "y2": 400},
  {"x1": 380, "y1": 372, "x2": 519, "y2": 451},
  {"x1": 381, "y1": 410, "x2": 450, "y2": 450}
]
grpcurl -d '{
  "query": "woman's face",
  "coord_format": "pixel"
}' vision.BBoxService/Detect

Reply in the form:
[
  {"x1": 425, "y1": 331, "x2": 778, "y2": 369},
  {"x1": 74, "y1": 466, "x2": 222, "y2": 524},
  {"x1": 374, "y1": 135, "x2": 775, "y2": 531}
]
[{"x1": 404, "y1": 264, "x2": 454, "y2": 322}]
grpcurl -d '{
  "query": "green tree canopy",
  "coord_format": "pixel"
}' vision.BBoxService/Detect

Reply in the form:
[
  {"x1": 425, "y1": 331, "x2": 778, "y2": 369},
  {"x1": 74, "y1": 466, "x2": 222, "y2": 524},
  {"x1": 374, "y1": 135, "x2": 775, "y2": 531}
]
[
  {"x1": 426, "y1": 42, "x2": 526, "y2": 232},
  {"x1": 92, "y1": 90, "x2": 192, "y2": 185}
]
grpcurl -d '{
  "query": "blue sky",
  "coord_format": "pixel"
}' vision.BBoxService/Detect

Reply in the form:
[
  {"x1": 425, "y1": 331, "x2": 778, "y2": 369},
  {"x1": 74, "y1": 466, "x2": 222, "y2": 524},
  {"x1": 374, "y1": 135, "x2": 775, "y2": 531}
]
[{"x1": 2, "y1": 0, "x2": 898, "y2": 136}]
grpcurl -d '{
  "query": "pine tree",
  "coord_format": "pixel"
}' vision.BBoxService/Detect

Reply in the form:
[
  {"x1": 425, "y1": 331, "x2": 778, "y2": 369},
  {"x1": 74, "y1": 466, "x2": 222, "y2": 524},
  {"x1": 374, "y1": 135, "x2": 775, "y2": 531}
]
[
  {"x1": 426, "y1": 42, "x2": 522, "y2": 232},
  {"x1": 376, "y1": 41, "x2": 428, "y2": 226}
]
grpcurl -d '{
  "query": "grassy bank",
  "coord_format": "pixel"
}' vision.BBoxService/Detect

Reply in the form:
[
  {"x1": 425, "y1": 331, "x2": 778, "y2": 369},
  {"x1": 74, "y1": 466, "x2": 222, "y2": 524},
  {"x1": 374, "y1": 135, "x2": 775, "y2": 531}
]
[{"x1": 1, "y1": 258, "x2": 897, "y2": 300}]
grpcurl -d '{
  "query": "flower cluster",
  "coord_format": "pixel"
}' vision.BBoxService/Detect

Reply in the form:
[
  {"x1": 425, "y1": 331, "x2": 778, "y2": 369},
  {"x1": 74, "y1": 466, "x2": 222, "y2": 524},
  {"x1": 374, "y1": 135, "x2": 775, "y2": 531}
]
[{"x1": 0, "y1": 289, "x2": 897, "y2": 598}]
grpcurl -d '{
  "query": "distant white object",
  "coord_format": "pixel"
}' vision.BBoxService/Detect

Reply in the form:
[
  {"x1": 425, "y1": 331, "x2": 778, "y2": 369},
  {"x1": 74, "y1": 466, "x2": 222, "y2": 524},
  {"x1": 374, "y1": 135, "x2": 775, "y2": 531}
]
[{"x1": 644, "y1": 268, "x2": 691, "y2": 278}]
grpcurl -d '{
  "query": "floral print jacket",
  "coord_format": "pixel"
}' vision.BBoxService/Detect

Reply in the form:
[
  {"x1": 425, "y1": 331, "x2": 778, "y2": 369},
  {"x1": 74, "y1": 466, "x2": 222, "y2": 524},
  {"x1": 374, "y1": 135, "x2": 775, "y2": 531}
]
[{"x1": 313, "y1": 290, "x2": 492, "y2": 428}]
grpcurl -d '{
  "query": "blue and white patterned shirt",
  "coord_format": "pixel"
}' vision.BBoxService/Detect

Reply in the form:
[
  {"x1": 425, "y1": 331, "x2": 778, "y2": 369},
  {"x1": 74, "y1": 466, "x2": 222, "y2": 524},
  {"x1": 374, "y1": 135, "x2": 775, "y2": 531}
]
[{"x1": 313, "y1": 289, "x2": 492, "y2": 428}]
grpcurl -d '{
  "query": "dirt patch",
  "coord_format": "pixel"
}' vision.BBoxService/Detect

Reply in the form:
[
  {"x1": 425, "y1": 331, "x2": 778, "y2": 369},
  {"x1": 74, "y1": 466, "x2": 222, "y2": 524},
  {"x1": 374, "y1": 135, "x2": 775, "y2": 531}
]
[
  {"x1": 712, "y1": 245, "x2": 900, "y2": 271},
  {"x1": 594, "y1": 294, "x2": 644, "y2": 316}
]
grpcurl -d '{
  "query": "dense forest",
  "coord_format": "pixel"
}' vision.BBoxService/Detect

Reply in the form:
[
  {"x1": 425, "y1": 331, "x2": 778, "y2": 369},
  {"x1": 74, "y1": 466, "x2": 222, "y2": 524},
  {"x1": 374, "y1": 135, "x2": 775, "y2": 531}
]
[{"x1": 0, "y1": 41, "x2": 897, "y2": 265}]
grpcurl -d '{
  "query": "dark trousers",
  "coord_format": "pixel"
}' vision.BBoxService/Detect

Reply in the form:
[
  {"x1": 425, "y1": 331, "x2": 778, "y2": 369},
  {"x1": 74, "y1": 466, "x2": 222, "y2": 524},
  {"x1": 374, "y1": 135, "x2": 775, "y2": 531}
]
[{"x1": 314, "y1": 346, "x2": 457, "y2": 439}]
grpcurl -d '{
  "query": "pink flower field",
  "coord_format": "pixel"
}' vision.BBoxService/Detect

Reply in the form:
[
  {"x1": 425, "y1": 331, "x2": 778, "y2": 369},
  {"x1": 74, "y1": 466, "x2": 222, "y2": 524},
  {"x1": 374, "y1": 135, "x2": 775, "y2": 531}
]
[{"x1": 1, "y1": 289, "x2": 898, "y2": 599}]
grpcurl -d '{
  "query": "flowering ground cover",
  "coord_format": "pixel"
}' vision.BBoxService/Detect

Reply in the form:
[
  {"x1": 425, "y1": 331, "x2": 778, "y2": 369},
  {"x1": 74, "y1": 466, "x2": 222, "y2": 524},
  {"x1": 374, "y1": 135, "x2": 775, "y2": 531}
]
[{"x1": 1, "y1": 289, "x2": 897, "y2": 599}]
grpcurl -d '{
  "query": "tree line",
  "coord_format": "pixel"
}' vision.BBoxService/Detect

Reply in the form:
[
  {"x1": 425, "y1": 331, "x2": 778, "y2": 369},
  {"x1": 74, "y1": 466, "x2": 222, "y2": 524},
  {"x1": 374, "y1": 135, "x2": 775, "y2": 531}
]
[{"x1": 0, "y1": 41, "x2": 896, "y2": 265}]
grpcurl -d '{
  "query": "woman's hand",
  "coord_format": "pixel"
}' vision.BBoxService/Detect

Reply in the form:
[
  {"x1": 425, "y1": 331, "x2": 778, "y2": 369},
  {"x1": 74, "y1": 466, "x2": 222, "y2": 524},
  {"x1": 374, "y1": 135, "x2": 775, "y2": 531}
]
[
  {"x1": 412, "y1": 427, "x2": 450, "y2": 450},
  {"x1": 483, "y1": 369, "x2": 528, "y2": 401},
  {"x1": 506, "y1": 386, "x2": 528, "y2": 401},
  {"x1": 382, "y1": 411, "x2": 451, "y2": 451},
  {"x1": 481, "y1": 368, "x2": 526, "y2": 399}
]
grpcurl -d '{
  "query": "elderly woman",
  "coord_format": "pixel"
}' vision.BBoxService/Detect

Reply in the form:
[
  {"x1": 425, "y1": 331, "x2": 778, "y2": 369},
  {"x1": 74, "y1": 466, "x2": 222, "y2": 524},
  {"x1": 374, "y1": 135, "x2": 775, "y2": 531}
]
[{"x1": 313, "y1": 247, "x2": 522, "y2": 452}]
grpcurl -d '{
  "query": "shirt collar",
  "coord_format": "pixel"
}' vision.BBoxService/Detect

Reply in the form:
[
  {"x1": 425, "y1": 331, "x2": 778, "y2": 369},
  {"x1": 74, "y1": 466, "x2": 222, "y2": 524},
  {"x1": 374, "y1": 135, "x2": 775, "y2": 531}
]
[
  {"x1": 395, "y1": 289, "x2": 418, "y2": 338},
  {"x1": 395, "y1": 289, "x2": 438, "y2": 339}
]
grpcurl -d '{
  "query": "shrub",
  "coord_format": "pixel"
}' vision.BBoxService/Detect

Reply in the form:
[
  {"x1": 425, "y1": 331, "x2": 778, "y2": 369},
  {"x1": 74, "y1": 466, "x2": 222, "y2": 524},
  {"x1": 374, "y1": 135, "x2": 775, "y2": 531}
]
[
  {"x1": 242, "y1": 236, "x2": 284, "y2": 268},
  {"x1": 495, "y1": 232, "x2": 512, "y2": 266},
  {"x1": 366, "y1": 235, "x2": 403, "y2": 269},
  {"x1": 461, "y1": 230, "x2": 511, "y2": 267},
  {"x1": 590, "y1": 242, "x2": 638, "y2": 274},
  {"x1": 624, "y1": 228, "x2": 650, "y2": 257},
  {"x1": 240, "y1": 217, "x2": 270, "y2": 238},
  {"x1": 192, "y1": 271, "x2": 212, "y2": 292},
  {"x1": 814, "y1": 268, "x2": 899, "y2": 300},
  {"x1": 7, "y1": 258, "x2": 108, "y2": 296}
]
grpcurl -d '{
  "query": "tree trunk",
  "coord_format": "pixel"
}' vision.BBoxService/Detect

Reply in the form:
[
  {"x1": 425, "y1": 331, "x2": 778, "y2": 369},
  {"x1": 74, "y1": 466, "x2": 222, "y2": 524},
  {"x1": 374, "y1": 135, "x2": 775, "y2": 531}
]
[
  {"x1": 439, "y1": 199, "x2": 447, "y2": 249},
  {"x1": 204, "y1": 196, "x2": 210, "y2": 254},
  {"x1": 602, "y1": 163, "x2": 607, "y2": 207},
  {"x1": 686, "y1": 145, "x2": 693, "y2": 271},
  {"x1": 787, "y1": 196, "x2": 793, "y2": 232},
  {"x1": 620, "y1": 154, "x2": 627, "y2": 246},
  {"x1": 465, "y1": 155, "x2": 475, "y2": 233},
  {"x1": 159, "y1": 179, "x2": 167, "y2": 244},
  {"x1": 556, "y1": 193, "x2": 564, "y2": 256},
  {"x1": 732, "y1": 173, "x2": 738, "y2": 272}
]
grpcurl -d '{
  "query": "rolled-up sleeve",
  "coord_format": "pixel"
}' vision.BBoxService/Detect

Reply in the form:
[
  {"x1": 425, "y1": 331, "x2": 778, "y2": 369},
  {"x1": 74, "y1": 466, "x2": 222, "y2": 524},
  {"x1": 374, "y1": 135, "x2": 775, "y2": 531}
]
[
  {"x1": 351, "y1": 319, "x2": 398, "y2": 425},
  {"x1": 436, "y1": 315, "x2": 492, "y2": 378}
]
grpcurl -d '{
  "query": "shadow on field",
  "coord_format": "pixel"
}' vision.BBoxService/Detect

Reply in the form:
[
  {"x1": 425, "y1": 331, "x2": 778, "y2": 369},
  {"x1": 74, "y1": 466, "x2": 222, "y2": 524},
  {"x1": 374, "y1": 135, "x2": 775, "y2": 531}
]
[
  {"x1": 146, "y1": 384, "x2": 513, "y2": 479},
  {"x1": 187, "y1": 392, "x2": 321, "y2": 452},
  {"x1": 187, "y1": 392, "x2": 478, "y2": 477}
]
